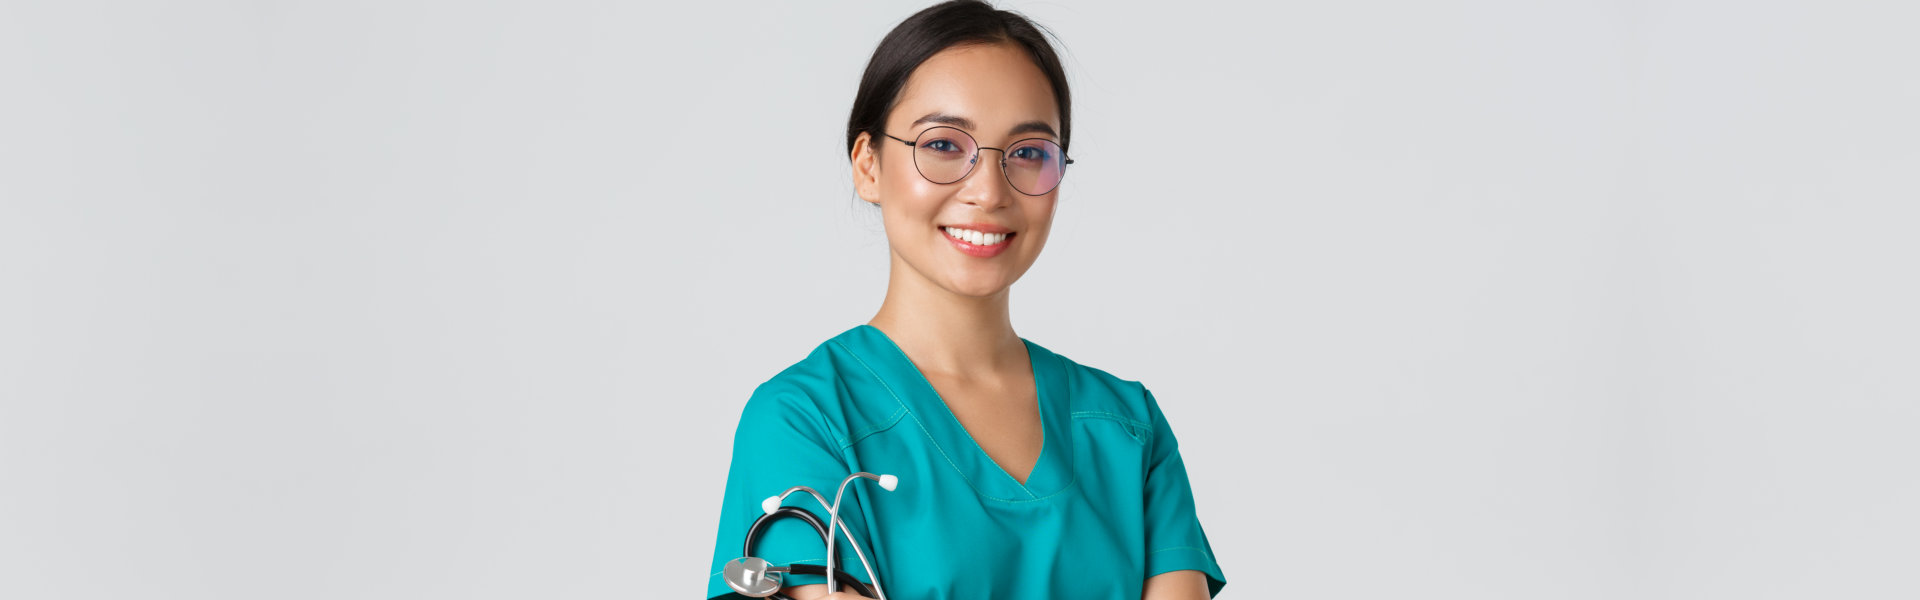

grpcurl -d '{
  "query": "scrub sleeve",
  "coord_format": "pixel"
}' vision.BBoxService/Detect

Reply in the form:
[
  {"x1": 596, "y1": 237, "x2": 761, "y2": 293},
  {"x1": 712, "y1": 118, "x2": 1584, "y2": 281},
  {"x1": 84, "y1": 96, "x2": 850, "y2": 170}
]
[
  {"x1": 1141, "y1": 389, "x2": 1229, "y2": 596},
  {"x1": 706, "y1": 389, "x2": 876, "y2": 599}
]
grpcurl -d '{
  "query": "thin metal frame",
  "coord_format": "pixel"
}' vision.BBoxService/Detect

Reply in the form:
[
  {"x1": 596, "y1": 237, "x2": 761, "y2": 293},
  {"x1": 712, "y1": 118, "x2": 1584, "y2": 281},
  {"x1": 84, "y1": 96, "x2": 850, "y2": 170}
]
[{"x1": 882, "y1": 125, "x2": 1074, "y2": 196}]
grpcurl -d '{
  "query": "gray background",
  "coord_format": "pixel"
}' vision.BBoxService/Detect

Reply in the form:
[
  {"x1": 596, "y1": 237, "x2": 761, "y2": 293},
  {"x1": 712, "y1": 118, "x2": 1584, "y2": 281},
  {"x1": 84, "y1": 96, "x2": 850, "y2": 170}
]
[{"x1": 3, "y1": 0, "x2": 1916, "y2": 598}]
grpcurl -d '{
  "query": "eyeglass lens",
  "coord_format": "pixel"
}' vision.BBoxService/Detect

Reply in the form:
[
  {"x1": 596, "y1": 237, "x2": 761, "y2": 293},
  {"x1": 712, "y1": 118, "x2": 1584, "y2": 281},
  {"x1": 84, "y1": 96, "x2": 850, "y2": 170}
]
[{"x1": 910, "y1": 126, "x2": 1067, "y2": 196}]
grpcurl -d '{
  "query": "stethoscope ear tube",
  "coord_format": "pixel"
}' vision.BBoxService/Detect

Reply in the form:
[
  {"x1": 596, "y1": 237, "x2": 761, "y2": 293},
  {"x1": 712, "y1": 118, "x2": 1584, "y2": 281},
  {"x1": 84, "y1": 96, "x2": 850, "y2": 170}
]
[{"x1": 737, "y1": 506, "x2": 877, "y2": 599}]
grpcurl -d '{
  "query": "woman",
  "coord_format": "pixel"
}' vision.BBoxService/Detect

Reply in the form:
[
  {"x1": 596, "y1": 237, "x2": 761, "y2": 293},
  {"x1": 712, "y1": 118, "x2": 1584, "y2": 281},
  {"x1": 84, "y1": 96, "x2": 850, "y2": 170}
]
[{"x1": 705, "y1": 2, "x2": 1226, "y2": 599}]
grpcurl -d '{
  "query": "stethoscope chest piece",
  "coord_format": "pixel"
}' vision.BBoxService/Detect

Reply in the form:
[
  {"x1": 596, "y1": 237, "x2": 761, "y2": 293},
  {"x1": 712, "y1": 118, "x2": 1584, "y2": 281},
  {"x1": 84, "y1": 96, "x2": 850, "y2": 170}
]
[{"x1": 723, "y1": 556, "x2": 784, "y2": 598}]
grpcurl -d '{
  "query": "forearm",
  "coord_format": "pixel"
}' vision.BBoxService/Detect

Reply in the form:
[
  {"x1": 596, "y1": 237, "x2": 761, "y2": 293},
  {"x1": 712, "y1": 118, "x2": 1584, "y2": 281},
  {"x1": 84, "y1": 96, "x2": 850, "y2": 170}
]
[
  {"x1": 779, "y1": 584, "x2": 865, "y2": 600},
  {"x1": 1142, "y1": 569, "x2": 1211, "y2": 600}
]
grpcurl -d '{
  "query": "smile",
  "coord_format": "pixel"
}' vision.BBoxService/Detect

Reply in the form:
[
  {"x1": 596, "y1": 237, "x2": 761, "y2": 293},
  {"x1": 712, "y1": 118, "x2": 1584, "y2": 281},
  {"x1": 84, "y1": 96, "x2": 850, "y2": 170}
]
[
  {"x1": 942, "y1": 226, "x2": 1010, "y2": 246},
  {"x1": 940, "y1": 226, "x2": 1016, "y2": 258}
]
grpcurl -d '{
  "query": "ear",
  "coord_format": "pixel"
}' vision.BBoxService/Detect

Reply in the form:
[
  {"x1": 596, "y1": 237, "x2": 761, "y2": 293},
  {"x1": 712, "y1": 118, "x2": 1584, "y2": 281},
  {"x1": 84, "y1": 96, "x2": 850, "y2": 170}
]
[{"x1": 851, "y1": 131, "x2": 882, "y2": 205}]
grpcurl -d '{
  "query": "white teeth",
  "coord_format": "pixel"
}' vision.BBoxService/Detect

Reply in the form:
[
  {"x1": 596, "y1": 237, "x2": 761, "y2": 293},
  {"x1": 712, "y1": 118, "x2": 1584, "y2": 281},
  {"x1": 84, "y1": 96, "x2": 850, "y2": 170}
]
[{"x1": 944, "y1": 226, "x2": 1010, "y2": 246}]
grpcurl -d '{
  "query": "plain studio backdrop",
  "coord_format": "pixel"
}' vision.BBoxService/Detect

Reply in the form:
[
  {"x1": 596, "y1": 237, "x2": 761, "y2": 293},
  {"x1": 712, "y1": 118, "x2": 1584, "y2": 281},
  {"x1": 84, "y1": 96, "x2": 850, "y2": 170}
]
[{"x1": 2, "y1": 0, "x2": 1916, "y2": 598}]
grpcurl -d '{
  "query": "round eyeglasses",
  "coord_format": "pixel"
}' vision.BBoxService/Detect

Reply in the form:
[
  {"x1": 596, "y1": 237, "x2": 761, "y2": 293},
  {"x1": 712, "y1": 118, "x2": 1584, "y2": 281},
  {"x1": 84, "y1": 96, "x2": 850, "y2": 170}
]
[{"x1": 882, "y1": 126, "x2": 1074, "y2": 196}]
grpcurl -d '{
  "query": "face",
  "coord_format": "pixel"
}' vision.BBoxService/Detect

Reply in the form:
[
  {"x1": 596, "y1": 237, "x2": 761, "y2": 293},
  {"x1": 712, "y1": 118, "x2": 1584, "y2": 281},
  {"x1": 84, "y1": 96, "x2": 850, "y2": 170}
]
[{"x1": 851, "y1": 42, "x2": 1063, "y2": 299}]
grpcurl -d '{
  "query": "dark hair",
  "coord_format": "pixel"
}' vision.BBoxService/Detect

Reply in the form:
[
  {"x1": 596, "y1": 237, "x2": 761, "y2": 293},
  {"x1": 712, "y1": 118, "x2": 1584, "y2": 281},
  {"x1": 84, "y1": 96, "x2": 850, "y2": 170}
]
[{"x1": 846, "y1": 0, "x2": 1072, "y2": 160}]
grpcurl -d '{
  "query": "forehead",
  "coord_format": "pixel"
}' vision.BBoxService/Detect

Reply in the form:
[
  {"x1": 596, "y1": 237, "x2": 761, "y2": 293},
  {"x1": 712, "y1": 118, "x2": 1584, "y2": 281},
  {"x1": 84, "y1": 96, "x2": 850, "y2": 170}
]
[{"x1": 890, "y1": 43, "x2": 1060, "y2": 134}]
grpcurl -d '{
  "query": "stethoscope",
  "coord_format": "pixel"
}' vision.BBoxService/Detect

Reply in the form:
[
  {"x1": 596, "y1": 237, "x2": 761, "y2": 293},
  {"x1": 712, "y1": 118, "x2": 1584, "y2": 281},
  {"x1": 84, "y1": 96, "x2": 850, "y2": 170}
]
[{"x1": 722, "y1": 472, "x2": 900, "y2": 600}]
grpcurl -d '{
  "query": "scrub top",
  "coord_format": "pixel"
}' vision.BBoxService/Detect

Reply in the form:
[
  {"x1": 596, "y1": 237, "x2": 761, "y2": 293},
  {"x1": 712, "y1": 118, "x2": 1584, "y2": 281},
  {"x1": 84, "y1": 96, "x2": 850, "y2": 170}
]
[{"x1": 706, "y1": 324, "x2": 1227, "y2": 600}]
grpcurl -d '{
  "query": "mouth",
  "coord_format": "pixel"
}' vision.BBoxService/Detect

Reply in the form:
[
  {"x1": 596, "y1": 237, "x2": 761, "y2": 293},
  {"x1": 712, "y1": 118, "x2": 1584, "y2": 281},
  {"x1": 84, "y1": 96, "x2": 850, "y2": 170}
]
[{"x1": 939, "y1": 224, "x2": 1016, "y2": 258}]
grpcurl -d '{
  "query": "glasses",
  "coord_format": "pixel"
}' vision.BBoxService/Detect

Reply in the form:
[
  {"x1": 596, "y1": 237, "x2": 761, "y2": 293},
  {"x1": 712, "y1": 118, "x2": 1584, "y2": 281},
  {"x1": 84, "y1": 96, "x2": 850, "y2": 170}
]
[{"x1": 882, "y1": 126, "x2": 1073, "y2": 196}]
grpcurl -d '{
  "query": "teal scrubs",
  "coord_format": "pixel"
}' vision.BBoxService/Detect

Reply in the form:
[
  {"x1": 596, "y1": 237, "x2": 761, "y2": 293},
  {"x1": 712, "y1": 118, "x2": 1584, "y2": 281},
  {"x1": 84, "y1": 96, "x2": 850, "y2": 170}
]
[{"x1": 706, "y1": 324, "x2": 1227, "y2": 599}]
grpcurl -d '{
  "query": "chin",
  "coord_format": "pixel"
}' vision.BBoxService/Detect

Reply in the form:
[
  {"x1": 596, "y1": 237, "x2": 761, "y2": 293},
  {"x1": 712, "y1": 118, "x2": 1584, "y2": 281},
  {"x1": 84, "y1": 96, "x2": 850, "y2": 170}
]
[{"x1": 943, "y1": 272, "x2": 1013, "y2": 298}]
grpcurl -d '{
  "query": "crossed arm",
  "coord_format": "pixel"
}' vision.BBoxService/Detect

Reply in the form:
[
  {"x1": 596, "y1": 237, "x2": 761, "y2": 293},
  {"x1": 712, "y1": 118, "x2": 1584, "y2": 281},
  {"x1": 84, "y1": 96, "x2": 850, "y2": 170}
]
[{"x1": 779, "y1": 568, "x2": 1210, "y2": 600}]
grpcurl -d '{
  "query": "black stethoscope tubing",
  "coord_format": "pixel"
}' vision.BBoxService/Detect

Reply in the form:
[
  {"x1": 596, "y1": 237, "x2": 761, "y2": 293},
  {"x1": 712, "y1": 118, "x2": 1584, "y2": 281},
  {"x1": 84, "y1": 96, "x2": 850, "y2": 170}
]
[{"x1": 745, "y1": 506, "x2": 879, "y2": 599}]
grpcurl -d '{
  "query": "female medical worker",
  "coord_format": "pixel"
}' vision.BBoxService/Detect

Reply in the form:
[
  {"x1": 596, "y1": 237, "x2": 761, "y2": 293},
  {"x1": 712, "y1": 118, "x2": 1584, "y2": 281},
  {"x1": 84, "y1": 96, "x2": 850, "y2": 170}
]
[{"x1": 706, "y1": 2, "x2": 1226, "y2": 599}]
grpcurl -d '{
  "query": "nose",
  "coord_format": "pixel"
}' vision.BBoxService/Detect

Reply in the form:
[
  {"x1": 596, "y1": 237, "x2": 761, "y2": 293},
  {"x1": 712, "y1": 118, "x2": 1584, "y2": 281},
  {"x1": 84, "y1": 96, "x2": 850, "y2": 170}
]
[{"x1": 958, "y1": 147, "x2": 1015, "y2": 210}]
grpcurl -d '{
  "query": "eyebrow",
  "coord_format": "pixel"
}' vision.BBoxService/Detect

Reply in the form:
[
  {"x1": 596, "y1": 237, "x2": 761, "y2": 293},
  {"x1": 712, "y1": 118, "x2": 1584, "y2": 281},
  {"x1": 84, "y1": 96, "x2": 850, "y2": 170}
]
[{"x1": 910, "y1": 112, "x2": 1058, "y2": 139}]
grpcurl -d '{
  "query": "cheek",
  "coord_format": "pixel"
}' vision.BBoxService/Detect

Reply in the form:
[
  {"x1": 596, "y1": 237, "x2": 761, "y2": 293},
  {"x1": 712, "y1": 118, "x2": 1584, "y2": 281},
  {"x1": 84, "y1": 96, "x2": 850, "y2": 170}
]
[
  {"x1": 1025, "y1": 197, "x2": 1058, "y2": 232},
  {"x1": 879, "y1": 170, "x2": 945, "y2": 220},
  {"x1": 883, "y1": 165, "x2": 938, "y2": 199},
  {"x1": 877, "y1": 192, "x2": 940, "y2": 248}
]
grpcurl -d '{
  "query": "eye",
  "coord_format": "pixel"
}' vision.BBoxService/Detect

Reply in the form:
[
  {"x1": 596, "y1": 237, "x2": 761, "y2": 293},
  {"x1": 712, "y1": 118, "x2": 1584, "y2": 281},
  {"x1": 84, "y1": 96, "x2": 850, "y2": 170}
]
[
  {"x1": 1009, "y1": 145, "x2": 1052, "y2": 162},
  {"x1": 921, "y1": 139, "x2": 964, "y2": 154}
]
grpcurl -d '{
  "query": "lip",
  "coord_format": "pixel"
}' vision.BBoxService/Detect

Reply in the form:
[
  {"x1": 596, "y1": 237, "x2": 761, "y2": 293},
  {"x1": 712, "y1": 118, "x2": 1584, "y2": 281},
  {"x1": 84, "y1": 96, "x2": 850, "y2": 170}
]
[{"x1": 940, "y1": 225, "x2": 1016, "y2": 258}]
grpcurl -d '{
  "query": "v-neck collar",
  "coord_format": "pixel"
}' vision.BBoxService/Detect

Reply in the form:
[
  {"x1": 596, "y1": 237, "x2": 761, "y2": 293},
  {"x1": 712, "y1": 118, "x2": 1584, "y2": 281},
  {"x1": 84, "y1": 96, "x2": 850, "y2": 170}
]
[{"x1": 839, "y1": 324, "x2": 1074, "y2": 502}]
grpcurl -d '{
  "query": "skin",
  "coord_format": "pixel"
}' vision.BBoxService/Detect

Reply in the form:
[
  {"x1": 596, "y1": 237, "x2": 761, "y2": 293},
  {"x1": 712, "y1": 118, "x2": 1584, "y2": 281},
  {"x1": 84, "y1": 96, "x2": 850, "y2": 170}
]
[{"x1": 784, "y1": 42, "x2": 1209, "y2": 600}]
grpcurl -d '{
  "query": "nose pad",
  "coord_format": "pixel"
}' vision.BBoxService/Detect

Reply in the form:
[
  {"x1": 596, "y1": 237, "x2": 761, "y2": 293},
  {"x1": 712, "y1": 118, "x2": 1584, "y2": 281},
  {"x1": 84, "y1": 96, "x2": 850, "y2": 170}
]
[{"x1": 966, "y1": 155, "x2": 1004, "y2": 169}]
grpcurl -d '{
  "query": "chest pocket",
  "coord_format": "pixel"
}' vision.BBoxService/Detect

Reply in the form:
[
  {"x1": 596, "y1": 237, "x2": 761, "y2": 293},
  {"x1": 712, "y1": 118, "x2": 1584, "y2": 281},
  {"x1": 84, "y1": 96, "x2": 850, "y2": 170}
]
[{"x1": 1070, "y1": 410, "x2": 1152, "y2": 445}]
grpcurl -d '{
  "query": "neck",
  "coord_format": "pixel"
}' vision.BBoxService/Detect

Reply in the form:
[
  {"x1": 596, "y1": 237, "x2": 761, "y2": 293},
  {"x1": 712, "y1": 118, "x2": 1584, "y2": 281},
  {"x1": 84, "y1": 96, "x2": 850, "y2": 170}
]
[{"x1": 867, "y1": 252, "x2": 1024, "y2": 380}]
